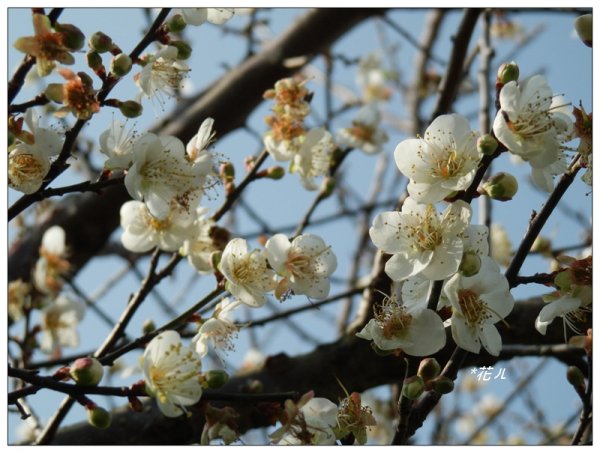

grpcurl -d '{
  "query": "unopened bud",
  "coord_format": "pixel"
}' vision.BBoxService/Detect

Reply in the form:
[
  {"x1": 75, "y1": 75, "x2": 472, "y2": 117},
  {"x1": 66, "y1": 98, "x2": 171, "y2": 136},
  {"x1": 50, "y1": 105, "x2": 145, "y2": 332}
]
[
  {"x1": 477, "y1": 134, "x2": 498, "y2": 156},
  {"x1": 402, "y1": 376, "x2": 425, "y2": 400},
  {"x1": 497, "y1": 61, "x2": 519, "y2": 85},
  {"x1": 531, "y1": 236, "x2": 552, "y2": 255},
  {"x1": 87, "y1": 406, "x2": 112, "y2": 429},
  {"x1": 417, "y1": 358, "x2": 441, "y2": 382},
  {"x1": 220, "y1": 162, "x2": 235, "y2": 182},
  {"x1": 170, "y1": 40, "x2": 192, "y2": 60},
  {"x1": 459, "y1": 251, "x2": 482, "y2": 277},
  {"x1": 320, "y1": 177, "x2": 336, "y2": 198},
  {"x1": 89, "y1": 31, "x2": 113, "y2": 53},
  {"x1": 110, "y1": 53, "x2": 132, "y2": 77},
  {"x1": 574, "y1": 14, "x2": 592, "y2": 47},
  {"x1": 86, "y1": 51, "x2": 103, "y2": 71},
  {"x1": 566, "y1": 366, "x2": 586, "y2": 390},
  {"x1": 55, "y1": 23, "x2": 85, "y2": 51},
  {"x1": 70, "y1": 357, "x2": 104, "y2": 386},
  {"x1": 482, "y1": 172, "x2": 518, "y2": 201},
  {"x1": 204, "y1": 369, "x2": 229, "y2": 389},
  {"x1": 119, "y1": 100, "x2": 143, "y2": 118},
  {"x1": 45, "y1": 84, "x2": 65, "y2": 103},
  {"x1": 265, "y1": 166, "x2": 285, "y2": 180},
  {"x1": 430, "y1": 376, "x2": 455, "y2": 395},
  {"x1": 142, "y1": 319, "x2": 156, "y2": 335},
  {"x1": 168, "y1": 14, "x2": 187, "y2": 33}
]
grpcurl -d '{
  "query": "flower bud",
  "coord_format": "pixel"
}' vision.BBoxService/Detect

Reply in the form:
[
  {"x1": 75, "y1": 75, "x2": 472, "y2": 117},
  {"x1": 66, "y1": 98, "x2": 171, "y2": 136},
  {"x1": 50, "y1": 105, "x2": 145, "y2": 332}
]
[
  {"x1": 497, "y1": 61, "x2": 519, "y2": 85},
  {"x1": 482, "y1": 172, "x2": 518, "y2": 201},
  {"x1": 553, "y1": 269, "x2": 573, "y2": 292},
  {"x1": 70, "y1": 357, "x2": 104, "y2": 386},
  {"x1": 417, "y1": 358, "x2": 441, "y2": 382},
  {"x1": 110, "y1": 53, "x2": 132, "y2": 77},
  {"x1": 477, "y1": 134, "x2": 498, "y2": 156},
  {"x1": 219, "y1": 162, "x2": 235, "y2": 183},
  {"x1": 531, "y1": 236, "x2": 552, "y2": 256},
  {"x1": 89, "y1": 31, "x2": 113, "y2": 53},
  {"x1": 86, "y1": 51, "x2": 103, "y2": 71},
  {"x1": 430, "y1": 376, "x2": 455, "y2": 395},
  {"x1": 55, "y1": 23, "x2": 85, "y2": 51},
  {"x1": 142, "y1": 319, "x2": 156, "y2": 335},
  {"x1": 170, "y1": 40, "x2": 192, "y2": 60},
  {"x1": 168, "y1": 14, "x2": 187, "y2": 33},
  {"x1": 204, "y1": 370, "x2": 229, "y2": 389},
  {"x1": 402, "y1": 376, "x2": 425, "y2": 400},
  {"x1": 119, "y1": 100, "x2": 143, "y2": 118},
  {"x1": 45, "y1": 83, "x2": 65, "y2": 103},
  {"x1": 574, "y1": 14, "x2": 592, "y2": 47},
  {"x1": 265, "y1": 166, "x2": 285, "y2": 180},
  {"x1": 459, "y1": 251, "x2": 482, "y2": 277},
  {"x1": 87, "y1": 406, "x2": 112, "y2": 429},
  {"x1": 566, "y1": 366, "x2": 586, "y2": 390},
  {"x1": 320, "y1": 177, "x2": 336, "y2": 198}
]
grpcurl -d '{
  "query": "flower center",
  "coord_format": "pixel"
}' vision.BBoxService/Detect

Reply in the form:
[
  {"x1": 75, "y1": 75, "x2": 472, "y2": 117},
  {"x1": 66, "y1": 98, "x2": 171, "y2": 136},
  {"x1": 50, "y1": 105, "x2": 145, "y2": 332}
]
[
  {"x1": 349, "y1": 122, "x2": 376, "y2": 143},
  {"x1": 375, "y1": 297, "x2": 413, "y2": 339},
  {"x1": 152, "y1": 59, "x2": 188, "y2": 90},
  {"x1": 409, "y1": 205, "x2": 442, "y2": 252},
  {"x1": 286, "y1": 250, "x2": 315, "y2": 280},
  {"x1": 457, "y1": 289, "x2": 490, "y2": 327},
  {"x1": 433, "y1": 149, "x2": 464, "y2": 179},
  {"x1": 9, "y1": 153, "x2": 46, "y2": 181}
]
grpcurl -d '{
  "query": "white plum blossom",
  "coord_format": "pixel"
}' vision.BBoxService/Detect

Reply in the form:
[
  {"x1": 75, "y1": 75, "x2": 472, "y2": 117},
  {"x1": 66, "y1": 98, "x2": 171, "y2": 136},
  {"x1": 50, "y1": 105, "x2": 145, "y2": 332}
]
[
  {"x1": 99, "y1": 119, "x2": 138, "y2": 170},
  {"x1": 444, "y1": 256, "x2": 514, "y2": 356},
  {"x1": 192, "y1": 298, "x2": 241, "y2": 358},
  {"x1": 276, "y1": 396, "x2": 339, "y2": 445},
  {"x1": 394, "y1": 114, "x2": 480, "y2": 203},
  {"x1": 33, "y1": 225, "x2": 70, "y2": 295},
  {"x1": 8, "y1": 108, "x2": 63, "y2": 194},
  {"x1": 142, "y1": 330, "x2": 203, "y2": 418},
  {"x1": 265, "y1": 233, "x2": 337, "y2": 300},
  {"x1": 120, "y1": 200, "x2": 194, "y2": 253},
  {"x1": 490, "y1": 223, "x2": 513, "y2": 268},
  {"x1": 124, "y1": 132, "x2": 205, "y2": 219},
  {"x1": 356, "y1": 52, "x2": 391, "y2": 102},
  {"x1": 493, "y1": 75, "x2": 573, "y2": 174},
  {"x1": 39, "y1": 296, "x2": 85, "y2": 354},
  {"x1": 369, "y1": 198, "x2": 472, "y2": 281},
  {"x1": 181, "y1": 8, "x2": 235, "y2": 26},
  {"x1": 219, "y1": 238, "x2": 276, "y2": 307},
  {"x1": 356, "y1": 283, "x2": 446, "y2": 356},
  {"x1": 292, "y1": 128, "x2": 335, "y2": 190},
  {"x1": 181, "y1": 208, "x2": 221, "y2": 274},
  {"x1": 8, "y1": 280, "x2": 31, "y2": 322},
  {"x1": 336, "y1": 104, "x2": 389, "y2": 154},
  {"x1": 535, "y1": 295, "x2": 588, "y2": 336},
  {"x1": 135, "y1": 46, "x2": 190, "y2": 101}
]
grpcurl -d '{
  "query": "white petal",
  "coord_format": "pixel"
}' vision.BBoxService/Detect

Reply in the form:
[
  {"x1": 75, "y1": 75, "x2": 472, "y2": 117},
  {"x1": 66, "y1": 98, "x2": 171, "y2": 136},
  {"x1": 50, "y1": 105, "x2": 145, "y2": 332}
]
[
  {"x1": 451, "y1": 315, "x2": 481, "y2": 354},
  {"x1": 403, "y1": 309, "x2": 446, "y2": 356},
  {"x1": 479, "y1": 324, "x2": 502, "y2": 356}
]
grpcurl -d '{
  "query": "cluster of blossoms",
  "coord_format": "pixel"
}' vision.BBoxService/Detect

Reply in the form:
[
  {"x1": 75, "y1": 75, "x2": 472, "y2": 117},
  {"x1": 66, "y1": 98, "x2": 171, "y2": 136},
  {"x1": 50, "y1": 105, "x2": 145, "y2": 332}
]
[{"x1": 360, "y1": 113, "x2": 516, "y2": 357}]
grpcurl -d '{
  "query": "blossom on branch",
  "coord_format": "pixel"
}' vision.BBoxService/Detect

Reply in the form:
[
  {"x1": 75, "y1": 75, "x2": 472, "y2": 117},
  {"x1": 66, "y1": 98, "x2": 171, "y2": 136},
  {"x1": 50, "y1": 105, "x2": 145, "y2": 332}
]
[
  {"x1": 265, "y1": 233, "x2": 337, "y2": 300},
  {"x1": 193, "y1": 298, "x2": 242, "y2": 358},
  {"x1": 135, "y1": 46, "x2": 190, "y2": 102},
  {"x1": 39, "y1": 295, "x2": 85, "y2": 354},
  {"x1": 33, "y1": 225, "x2": 70, "y2": 295},
  {"x1": 336, "y1": 104, "x2": 389, "y2": 154},
  {"x1": 181, "y1": 8, "x2": 235, "y2": 26},
  {"x1": 292, "y1": 127, "x2": 336, "y2": 190},
  {"x1": 99, "y1": 119, "x2": 138, "y2": 170},
  {"x1": 142, "y1": 330, "x2": 203, "y2": 418}
]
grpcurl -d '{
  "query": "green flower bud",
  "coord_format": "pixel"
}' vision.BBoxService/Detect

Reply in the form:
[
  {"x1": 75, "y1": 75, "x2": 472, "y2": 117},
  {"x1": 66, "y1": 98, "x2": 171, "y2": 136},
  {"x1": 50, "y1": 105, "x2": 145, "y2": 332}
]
[
  {"x1": 320, "y1": 177, "x2": 336, "y2": 198},
  {"x1": 265, "y1": 166, "x2": 285, "y2": 180},
  {"x1": 119, "y1": 100, "x2": 143, "y2": 118},
  {"x1": 566, "y1": 366, "x2": 586, "y2": 390},
  {"x1": 78, "y1": 71, "x2": 95, "y2": 89},
  {"x1": 430, "y1": 376, "x2": 455, "y2": 395},
  {"x1": 110, "y1": 53, "x2": 132, "y2": 77},
  {"x1": 87, "y1": 406, "x2": 112, "y2": 429},
  {"x1": 86, "y1": 51, "x2": 103, "y2": 71},
  {"x1": 45, "y1": 84, "x2": 65, "y2": 103},
  {"x1": 170, "y1": 40, "x2": 192, "y2": 60},
  {"x1": 55, "y1": 23, "x2": 85, "y2": 51},
  {"x1": 497, "y1": 61, "x2": 519, "y2": 85},
  {"x1": 204, "y1": 370, "x2": 229, "y2": 389},
  {"x1": 89, "y1": 31, "x2": 113, "y2": 53},
  {"x1": 459, "y1": 251, "x2": 482, "y2": 277},
  {"x1": 142, "y1": 319, "x2": 156, "y2": 335},
  {"x1": 531, "y1": 236, "x2": 552, "y2": 256},
  {"x1": 70, "y1": 357, "x2": 104, "y2": 386},
  {"x1": 574, "y1": 14, "x2": 592, "y2": 47},
  {"x1": 417, "y1": 358, "x2": 441, "y2": 382},
  {"x1": 402, "y1": 376, "x2": 425, "y2": 400},
  {"x1": 219, "y1": 162, "x2": 235, "y2": 182},
  {"x1": 168, "y1": 14, "x2": 187, "y2": 33},
  {"x1": 477, "y1": 134, "x2": 498, "y2": 156},
  {"x1": 482, "y1": 172, "x2": 518, "y2": 201}
]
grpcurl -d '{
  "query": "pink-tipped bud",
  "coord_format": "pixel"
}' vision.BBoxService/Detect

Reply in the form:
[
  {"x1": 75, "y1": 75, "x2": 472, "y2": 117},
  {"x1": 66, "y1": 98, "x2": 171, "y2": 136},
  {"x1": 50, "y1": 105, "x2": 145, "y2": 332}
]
[{"x1": 70, "y1": 357, "x2": 104, "y2": 386}]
